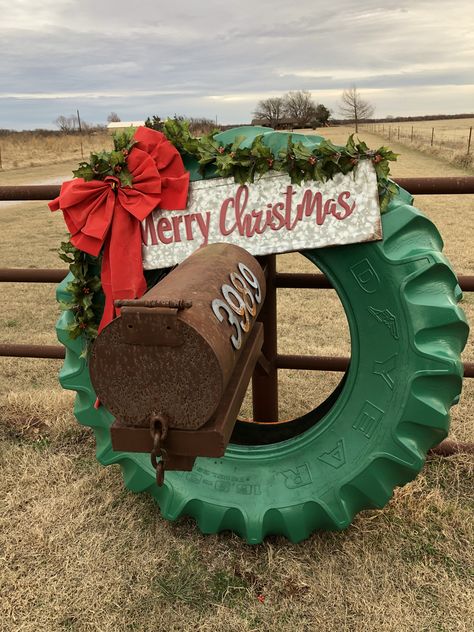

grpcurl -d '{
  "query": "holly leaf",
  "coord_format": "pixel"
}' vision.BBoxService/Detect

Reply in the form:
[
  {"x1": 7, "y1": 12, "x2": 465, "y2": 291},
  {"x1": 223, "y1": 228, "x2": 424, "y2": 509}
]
[
  {"x1": 355, "y1": 139, "x2": 369, "y2": 154},
  {"x1": 82, "y1": 294, "x2": 93, "y2": 309},
  {"x1": 58, "y1": 300, "x2": 73, "y2": 312},
  {"x1": 113, "y1": 127, "x2": 136, "y2": 151},
  {"x1": 345, "y1": 134, "x2": 357, "y2": 155},
  {"x1": 73, "y1": 163, "x2": 95, "y2": 181},
  {"x1": 119, "y1": 168, "x2": 133, "y2": 188},
  {"x1": 231, "y1": 135, "x2": 245, "y2": 152},
  {"x1": 88, "y1": 276, "x2": 102, "y2": 292},
  {"x1": 60, "y1": 240, "x2": 75, "y2": 252},
  {"x1": 109, "y1": 150, "x2": 126, "y2": 167},
  {"x1": 67, "y1": 323, "x2": 82, "y2": 340},
  {"x1": 58, "y1": 252, "x2": 74, "y2": 264}
]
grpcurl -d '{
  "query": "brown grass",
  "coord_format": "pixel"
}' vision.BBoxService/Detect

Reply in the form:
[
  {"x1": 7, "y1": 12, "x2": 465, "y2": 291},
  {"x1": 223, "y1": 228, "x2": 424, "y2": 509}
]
[
  {"x1": 0, "y1": 126, "x2": 473, "y2": 631},
  {"x1": 357, "y1": 118, "x2": 474, "y2": 171},
  {"x1": 0, "y1": 131, "x2": 113, "y2": 171}
]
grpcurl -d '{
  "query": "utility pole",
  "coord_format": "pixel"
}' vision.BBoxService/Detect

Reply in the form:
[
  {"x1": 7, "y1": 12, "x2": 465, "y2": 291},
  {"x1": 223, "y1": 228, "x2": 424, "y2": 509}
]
[{"x1": 77, "y1": 109, "x2": 84, "y2": 158}]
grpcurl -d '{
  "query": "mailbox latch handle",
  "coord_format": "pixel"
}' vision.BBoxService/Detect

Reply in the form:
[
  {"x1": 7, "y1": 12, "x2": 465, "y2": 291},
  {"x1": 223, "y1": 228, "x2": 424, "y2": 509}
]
[{"x1": 115, "y1": 299, "x2": 192, "y2": 310}]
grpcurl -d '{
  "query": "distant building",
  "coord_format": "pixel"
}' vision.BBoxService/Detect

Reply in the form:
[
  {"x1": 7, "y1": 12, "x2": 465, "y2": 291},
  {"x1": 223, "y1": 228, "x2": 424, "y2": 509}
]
[
  {"x1": 106, "y1": 121, "x2": 145, "y2": 132},
  {"x1": 251, "y1": 118, "x2": 298, "y2": 130}
]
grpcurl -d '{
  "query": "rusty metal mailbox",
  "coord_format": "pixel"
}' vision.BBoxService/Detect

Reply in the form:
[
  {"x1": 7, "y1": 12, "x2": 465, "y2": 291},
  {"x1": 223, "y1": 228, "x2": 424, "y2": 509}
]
[{"x1": 89, "y1": 243, "x2": 266, "y2": 482}]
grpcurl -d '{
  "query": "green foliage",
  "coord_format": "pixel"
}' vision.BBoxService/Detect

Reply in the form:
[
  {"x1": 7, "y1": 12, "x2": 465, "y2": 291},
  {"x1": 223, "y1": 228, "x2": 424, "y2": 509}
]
[
  {"x1": 58, "y1": 239, "x2": 102, "y2": 355},
  {"x1": 161, "y1": 119, "x2": 398, "y2": 210},
  {"x1": 72, "y1": 129, "x2": 136, "y2": 188},
  {"x1": 312, "y1": 103, "x2": 331, "y2": 127},
  {"x1": 62, "y1": 121, "x2": 398, "y2": 343},
  {"x1": 144, "y1": 115, "x2": 164, "y2": 131}
]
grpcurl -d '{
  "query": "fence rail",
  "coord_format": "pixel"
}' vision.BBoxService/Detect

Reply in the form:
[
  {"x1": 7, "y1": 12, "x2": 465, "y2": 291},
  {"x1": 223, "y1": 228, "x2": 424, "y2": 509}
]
[
  {"x1": 2, "y1": 178, "x2": 474, "y2": 201},
  {"x1": 0, "y1": 177, "x2": 473, "y2": 455},
  {"x1": 1, "y1": 177, "x2": 473, "y2": 372}
]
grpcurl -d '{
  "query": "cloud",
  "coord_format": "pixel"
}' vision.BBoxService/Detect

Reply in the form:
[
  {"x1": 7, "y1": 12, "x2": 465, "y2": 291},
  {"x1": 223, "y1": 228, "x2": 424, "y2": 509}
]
[{"x1": 0, "y1": 0, "x2": 473, "y2": 127}]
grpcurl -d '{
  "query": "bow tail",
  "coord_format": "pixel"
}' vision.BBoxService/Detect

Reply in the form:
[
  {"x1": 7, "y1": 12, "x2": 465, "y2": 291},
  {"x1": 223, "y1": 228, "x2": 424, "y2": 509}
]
[{"x1": 98, "y1": 201, "x2": 148, "y2": 333}]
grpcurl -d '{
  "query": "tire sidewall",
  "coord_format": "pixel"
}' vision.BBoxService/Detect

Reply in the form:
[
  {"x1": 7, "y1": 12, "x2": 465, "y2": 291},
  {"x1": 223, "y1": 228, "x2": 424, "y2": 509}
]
[{"x1": 151, "y1": 227, "x2": 430, "y2": 520}]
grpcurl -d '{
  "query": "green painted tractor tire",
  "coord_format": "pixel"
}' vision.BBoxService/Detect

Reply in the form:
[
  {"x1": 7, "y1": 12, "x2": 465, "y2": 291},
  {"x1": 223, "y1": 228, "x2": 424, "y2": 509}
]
[{"x1": 56, "y1": 197, "x2": 468, "y2": 544}]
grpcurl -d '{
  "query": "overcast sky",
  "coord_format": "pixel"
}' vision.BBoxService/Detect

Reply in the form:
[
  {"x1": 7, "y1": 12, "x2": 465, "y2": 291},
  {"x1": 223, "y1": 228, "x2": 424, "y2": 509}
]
[{"x1": 1, "y1": 0, "x2": 473, "y2": 129}]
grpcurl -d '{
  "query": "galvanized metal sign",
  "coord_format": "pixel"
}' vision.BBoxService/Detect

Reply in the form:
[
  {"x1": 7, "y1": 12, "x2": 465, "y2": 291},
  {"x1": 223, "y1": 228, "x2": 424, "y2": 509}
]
[{"x1": 141, "y1": 160, "x2": 382, "y2": 270}]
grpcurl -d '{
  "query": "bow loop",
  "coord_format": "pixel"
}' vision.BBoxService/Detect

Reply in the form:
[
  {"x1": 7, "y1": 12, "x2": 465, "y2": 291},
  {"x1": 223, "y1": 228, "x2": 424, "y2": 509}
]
[{"x1": 50, "y1": 127, "x2": 189, "y2": 333}]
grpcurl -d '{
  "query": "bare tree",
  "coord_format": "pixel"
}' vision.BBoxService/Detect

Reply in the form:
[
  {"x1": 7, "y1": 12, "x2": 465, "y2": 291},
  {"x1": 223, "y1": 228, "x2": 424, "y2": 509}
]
[
  {"x1": 253, "y1": 97, "x2": 285, "y2": 128},
  {"x1": 54, "y1": 115, "x2": 77, "y2": 132},
  {"x1": 338, "y1": 86, "x2": 374, "y2": 132},
  {"x1": 282, "y1": 91, "x2": 317, "y2": 128},
  {"x1": 107, "y1": 112, "x2": 121, "y2": 123}
]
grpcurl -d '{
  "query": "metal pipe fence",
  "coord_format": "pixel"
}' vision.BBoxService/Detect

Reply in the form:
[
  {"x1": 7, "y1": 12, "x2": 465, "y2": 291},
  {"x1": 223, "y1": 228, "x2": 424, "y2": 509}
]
[
  {"x1": 1, "y1": 177, "x2": 473, "y2": 370},
  {"x1": 0, "y1": 178, "x2": 473, "y2": 454},
  {"x1": 362, "y1": 124, "x2": 474, "y2": 155}
]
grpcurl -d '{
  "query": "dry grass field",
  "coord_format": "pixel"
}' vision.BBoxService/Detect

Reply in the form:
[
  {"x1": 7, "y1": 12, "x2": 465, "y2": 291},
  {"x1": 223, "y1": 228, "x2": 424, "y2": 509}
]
[
  {"x1": 0, "y1": 126, "x2": 473, "y2": 631},
  {"x1": 0, "y1": 130, "x2": 112, "y2": 171},
  {"x1": 359, "y1": 118, "x2": 474, "y2": 171}
]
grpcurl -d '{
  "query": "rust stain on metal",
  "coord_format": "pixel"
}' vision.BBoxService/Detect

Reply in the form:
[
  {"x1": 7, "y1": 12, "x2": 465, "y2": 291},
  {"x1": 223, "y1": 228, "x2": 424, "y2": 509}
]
[
  {"x1": 110, "y1": 322, "x2": 264, "y2": 468},
  {"x1": 90, "y1": 243, "x2": 266, "y2": 432}
]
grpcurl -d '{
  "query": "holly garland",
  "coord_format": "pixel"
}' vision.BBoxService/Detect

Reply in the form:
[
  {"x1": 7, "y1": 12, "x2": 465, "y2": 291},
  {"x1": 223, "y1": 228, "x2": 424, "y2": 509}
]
[
  {"x1": 58, "y1": 241, "x2": 102, "y2": 349},
  {"x1": 58, "y1": 120, "x2": 398, "y2": 349},
  {"x1": 57, "y1": 128, "x2": 137, "y2": 351},
  {"x1": 159, "y1": 118, "x2": 398, "y2": 211},
  {"x1": 72, "y1": 127, "x2": 137, "y2": 185}
]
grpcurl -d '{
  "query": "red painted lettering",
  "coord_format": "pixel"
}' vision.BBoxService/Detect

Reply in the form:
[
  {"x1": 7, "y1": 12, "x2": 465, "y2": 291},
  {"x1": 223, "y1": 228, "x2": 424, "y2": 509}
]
[
  {"x1": 171, "y1": 215, "x2": 183, "y2": 242},
  {"x1": 283, "y1": 186, "x2": 296, "y2": 229},
  {"x1": 335, "y1": 191, "x2": 356, "y2": 219},
  {"x1": 141, "y1": 215, "x2": 158, "y2": 245},
  {"x1": 271, "y1": 202, "x2": 286, "y2": 230},
  {"x1": 296, "y1": 190, "x2": 324, "y2": 225},
  {"x1": 194, "y1": 212, "x2": 211, "y2": 246},
  {"x1": 219, "y1": 196, "x2": 236, "y2": 236},
  {"x1": 183, "y1": 214, "x2": 195, "y2": 240},
  {"x1": 157, "y1": 217, "x2": 173, "y2": 244},
  {"x1": 323, "y1": 198, "x2": 336, "y2": 220}
]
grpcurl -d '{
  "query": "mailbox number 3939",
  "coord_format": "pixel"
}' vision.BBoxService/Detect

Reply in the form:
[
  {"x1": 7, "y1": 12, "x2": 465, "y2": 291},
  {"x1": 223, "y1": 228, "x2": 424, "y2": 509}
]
[{"x1": 212, "y1": 263, "x2": 262, "y2": 350}]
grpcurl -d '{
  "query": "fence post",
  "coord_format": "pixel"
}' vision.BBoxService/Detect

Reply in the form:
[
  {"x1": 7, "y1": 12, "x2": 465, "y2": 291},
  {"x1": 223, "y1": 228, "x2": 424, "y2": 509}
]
[
  {"x1": 468, "y1": 127, "x2": 472, "y2": 154},
  {"x1": 0, "y1": 145, "x2": 2, "y2": 170},
  {"x1": 388, "y1": 126, "x2": 391, "y2": 140},
  {"x1": 77, "y1": 109, "x2": 84, "y2": 159},
  {"x1": 411, "y1": 126, "x2": 414, "y2": 142},
  {"x1": 397, "y1": 127, "x2": 400, "y2": 140},
  {"x1": 252, "y1": 254, "x2": 279, "y2": 421},
  {"x1": 431, "y1": 128, "x2": 435, "y2": 146}
]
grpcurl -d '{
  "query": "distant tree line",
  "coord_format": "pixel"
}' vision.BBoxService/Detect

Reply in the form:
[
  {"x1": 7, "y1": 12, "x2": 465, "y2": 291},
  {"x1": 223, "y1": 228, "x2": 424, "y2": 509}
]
[
  {"x1": 363, "y1": 113, "x2": 474, "y2": 123},
  {"x1": 145, "y1": 115, "x2": 219, "y2": 135},
  {"x1": 252, "y1": 91, "x2": 331, "y2": 129}
]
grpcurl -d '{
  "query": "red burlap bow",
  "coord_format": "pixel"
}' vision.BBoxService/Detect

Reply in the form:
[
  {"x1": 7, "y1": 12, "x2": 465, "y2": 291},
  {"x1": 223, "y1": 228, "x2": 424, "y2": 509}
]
[{"x1": 50, "y1": 127, "x2": 190, "y2": 332}]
